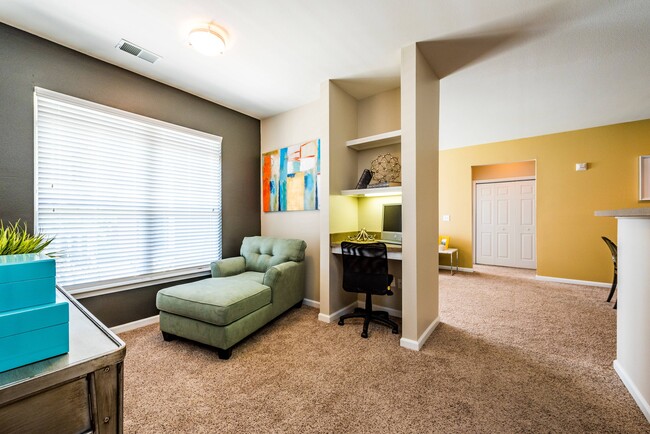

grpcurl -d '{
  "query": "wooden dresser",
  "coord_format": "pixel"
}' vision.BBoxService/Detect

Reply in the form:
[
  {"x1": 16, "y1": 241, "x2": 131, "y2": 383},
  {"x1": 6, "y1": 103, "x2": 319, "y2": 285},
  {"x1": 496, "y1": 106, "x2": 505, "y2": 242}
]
[{"x1": 0, "y1": 286, "x2": 126, "y2": 433}]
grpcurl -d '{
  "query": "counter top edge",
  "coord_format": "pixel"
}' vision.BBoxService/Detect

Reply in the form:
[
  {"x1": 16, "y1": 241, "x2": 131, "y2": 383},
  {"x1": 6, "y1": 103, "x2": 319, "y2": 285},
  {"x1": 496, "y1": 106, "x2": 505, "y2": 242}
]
[{"x1": 595, "y1": 208, "x2": 650, "y2": 217}]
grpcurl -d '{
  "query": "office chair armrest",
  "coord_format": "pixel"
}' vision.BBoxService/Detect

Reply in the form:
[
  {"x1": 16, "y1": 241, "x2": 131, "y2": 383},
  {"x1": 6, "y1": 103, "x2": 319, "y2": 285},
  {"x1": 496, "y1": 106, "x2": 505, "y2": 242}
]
[{"x1": 210, "y1": 256, "x2": 246, "y2": 277}]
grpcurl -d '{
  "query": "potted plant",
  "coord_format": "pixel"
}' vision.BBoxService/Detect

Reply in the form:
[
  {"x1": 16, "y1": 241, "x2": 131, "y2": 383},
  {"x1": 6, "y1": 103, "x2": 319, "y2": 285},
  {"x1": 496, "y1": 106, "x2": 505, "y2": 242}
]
[
  {"x1": 0, "y1": 220, "x2": 68, "y2": 373},
  {"x1": 0, "y1": 220, "x2": 56, "y2": 311},
  {"x1": 0, "y1": 220, "x2": 54, "y2": 255}
]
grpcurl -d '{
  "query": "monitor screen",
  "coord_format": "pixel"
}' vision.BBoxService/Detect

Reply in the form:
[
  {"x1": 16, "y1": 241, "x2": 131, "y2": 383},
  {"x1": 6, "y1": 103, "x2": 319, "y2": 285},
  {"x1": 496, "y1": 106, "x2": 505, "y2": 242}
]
[{"x1": 382, "y1": 204, "x2": 402, "y2": 242}]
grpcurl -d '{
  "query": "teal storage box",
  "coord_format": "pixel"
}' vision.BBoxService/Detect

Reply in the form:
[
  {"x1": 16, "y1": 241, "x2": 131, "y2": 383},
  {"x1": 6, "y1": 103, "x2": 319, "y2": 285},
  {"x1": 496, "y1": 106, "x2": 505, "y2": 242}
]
[
  {"x1": 0, "y1": 301, "x2": 69, "y2": 373},
  {"x1": 0, "y1": 253, "x2": 56, "y2": 312}
]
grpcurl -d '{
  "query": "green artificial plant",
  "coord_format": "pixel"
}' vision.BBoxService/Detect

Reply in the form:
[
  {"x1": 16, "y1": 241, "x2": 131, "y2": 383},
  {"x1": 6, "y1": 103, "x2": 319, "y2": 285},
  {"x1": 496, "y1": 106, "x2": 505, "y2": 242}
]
[{"x1": 0, "y1": 220, "x2": 54, "y2": 255}]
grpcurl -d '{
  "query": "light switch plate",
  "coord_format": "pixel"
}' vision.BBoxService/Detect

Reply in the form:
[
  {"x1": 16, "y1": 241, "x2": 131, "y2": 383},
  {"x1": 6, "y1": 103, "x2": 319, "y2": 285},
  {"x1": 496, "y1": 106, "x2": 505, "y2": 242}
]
[{"x1": 442, "y1": 215, "x2": 450, "y2": 222}]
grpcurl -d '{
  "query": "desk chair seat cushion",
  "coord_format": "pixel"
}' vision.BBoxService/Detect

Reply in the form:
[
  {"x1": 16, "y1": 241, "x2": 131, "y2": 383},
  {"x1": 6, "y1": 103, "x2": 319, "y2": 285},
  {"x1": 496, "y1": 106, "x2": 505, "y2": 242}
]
[{"x1": 157, "y1": 276, "x2": 271, "y2": 326}]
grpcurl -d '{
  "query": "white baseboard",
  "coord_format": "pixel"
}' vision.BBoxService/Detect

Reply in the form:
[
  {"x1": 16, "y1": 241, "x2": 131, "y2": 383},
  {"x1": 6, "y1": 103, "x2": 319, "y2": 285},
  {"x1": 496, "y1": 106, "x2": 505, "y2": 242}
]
[
  {"x1": 614, "y1": 360, "x2": 650, "y2": 423},
  {"x1": 111, "y1": 315, "x2": 159, "y2": 334},
  {"x1": 317, "y1": 302, "x2": 356, "y2": 324},
  {"x1": 356, "y1": 300, "x2": 402, "y2": 318},
  {"x1": 400, "y1": 316, "x2": 440, "y2": 351},
  {"x1": 535, "y1": 275, "x2": 610, "y2": 288},
  {"x1": 439, "y1": 265, "x2": 474, "y2": 273},
  {"x1": 302, "y1": 298, "x2": 320, "y2": 308}
]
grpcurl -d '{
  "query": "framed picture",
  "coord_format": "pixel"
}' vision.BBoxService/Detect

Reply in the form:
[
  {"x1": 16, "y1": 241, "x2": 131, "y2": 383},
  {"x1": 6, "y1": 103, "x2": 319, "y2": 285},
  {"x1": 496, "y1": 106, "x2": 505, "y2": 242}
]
[
  {"x1": 438, "y1": 236, "x2": 450, "y2": 251},
  {"x1": 262, "y1": 139, "x2": 320, "y2": 212},
  {"x1": 640, "y1": 155, "x2": 650, "y2": 201}
]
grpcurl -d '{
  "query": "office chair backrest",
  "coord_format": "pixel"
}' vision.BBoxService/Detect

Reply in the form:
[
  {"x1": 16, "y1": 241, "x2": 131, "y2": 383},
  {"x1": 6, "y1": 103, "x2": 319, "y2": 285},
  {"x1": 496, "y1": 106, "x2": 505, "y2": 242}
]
[
  {"x1": 341, "y1": 242, "x2": 391, "y2": 294},
  {"x1": 601, "y1": 236, "x2": 617, "y2": 265}
]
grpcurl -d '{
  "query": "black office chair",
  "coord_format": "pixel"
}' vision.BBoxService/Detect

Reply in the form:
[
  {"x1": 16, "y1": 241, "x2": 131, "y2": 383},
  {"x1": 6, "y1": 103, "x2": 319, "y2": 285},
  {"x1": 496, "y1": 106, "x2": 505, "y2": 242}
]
[
  {"x1": 601, "y1": 236, "x2": 617, "y2": 309},
  {"x1": 338, "y1": 241, "x2": 399, "y2": 338}
]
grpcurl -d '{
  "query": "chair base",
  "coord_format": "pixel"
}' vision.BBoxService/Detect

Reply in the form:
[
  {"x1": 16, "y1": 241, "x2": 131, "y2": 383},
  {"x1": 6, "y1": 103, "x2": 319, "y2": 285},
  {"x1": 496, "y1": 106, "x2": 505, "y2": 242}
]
[{"x1": 338, "y1": 294, "x2": 399, "y2": 338}]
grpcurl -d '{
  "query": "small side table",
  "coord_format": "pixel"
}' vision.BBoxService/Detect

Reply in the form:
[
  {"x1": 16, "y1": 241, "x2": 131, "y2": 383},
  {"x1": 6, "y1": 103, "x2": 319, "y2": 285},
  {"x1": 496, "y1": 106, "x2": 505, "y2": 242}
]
[
  {"x1": 439, "y1": 248, "x2": 459, "y2": 275},
  {"x1": 0, "y1": 286, "x2": 126, "y2": 433}
]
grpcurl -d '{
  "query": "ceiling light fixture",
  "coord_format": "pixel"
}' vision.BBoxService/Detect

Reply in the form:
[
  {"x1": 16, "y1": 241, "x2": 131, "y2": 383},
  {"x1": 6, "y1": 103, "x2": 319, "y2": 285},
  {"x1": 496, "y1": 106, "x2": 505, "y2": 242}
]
[{"x1": 188, "y1": 24, "x2": 226, "y2": 56}]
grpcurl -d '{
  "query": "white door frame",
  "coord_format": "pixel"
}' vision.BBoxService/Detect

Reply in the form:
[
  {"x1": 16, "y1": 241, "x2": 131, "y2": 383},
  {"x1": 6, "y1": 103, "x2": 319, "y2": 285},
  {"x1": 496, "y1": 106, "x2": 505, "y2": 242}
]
[{"x1": 472, "y1": 176, "x2": 537, "y2": 267}]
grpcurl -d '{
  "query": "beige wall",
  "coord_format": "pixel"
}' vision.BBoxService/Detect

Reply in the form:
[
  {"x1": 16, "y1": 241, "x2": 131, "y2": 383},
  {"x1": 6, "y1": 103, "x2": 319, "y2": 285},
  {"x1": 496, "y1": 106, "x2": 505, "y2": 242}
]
[
  {"x1": 439, "y1": 119, "x2": 650, "y2": 283},
  {"x1": 323, "y1": 81, "x2": 360, "y2": 315},
  {"x1": 357, "y1": 88, "x2": 401, "y2": 137},
  {"x1": 261, "y1": 100, "x2": 322, "y2": 302},
  {"x1": 356, "y1": 88, "x2": 401, "y2": 181}
]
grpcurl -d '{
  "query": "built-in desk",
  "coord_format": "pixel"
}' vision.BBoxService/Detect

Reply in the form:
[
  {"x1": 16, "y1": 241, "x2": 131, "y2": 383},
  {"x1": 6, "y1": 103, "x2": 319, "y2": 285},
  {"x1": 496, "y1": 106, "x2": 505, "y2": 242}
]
[
  {"x1": 330, "y1": 242, "x2": 403, "y2": 260},
  {"x1": 595, "y1": 208, "x2": 650, "y2": 422},
  {"x1": 330, "y1": 242, "x2": 459, "y2": 275},
  {"x1": 0, "y1": 286, "x2": 126, "y2": 433}
]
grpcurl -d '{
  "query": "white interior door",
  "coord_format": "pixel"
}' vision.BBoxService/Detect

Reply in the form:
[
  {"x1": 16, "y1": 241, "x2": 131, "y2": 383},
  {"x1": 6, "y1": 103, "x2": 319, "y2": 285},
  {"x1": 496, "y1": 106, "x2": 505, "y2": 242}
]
[{"x1": 475, "y1": 180, "x2": 536, "y2": 269}]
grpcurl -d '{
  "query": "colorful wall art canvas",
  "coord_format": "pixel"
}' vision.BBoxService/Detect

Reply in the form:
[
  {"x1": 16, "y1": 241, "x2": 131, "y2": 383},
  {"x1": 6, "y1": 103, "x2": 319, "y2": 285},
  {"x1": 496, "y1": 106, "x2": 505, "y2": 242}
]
[{"x1": 263, "y1": 139, "x2": 320, "y2": 212}]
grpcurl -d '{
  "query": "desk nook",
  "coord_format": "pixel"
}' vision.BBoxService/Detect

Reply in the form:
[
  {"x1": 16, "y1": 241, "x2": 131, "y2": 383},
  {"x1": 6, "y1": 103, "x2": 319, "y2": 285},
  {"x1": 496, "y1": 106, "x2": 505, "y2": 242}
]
[{"x1": 319, "y1": 50, "x2": 441, "y2": 351}]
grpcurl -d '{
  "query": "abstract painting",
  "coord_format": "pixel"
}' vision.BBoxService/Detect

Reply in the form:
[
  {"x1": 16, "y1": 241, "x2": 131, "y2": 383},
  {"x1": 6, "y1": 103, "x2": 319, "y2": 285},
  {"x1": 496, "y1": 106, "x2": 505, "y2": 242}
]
[{"x1": 262, "y1": 139, "x2": 320, "y2": 212}]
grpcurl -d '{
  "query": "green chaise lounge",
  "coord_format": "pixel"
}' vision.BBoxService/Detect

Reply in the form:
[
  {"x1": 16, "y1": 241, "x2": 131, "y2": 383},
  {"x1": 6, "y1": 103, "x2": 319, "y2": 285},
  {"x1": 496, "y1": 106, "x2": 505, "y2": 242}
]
[{"x1": 156, "y1": 236, "x2": 307, "y2": 359}]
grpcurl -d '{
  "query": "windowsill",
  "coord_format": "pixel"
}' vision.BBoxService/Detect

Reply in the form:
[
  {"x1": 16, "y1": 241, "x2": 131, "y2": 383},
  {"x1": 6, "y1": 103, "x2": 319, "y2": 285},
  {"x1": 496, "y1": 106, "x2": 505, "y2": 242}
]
[{"x1": 69, "y1": 267, "x2": 212, "y2": 299}]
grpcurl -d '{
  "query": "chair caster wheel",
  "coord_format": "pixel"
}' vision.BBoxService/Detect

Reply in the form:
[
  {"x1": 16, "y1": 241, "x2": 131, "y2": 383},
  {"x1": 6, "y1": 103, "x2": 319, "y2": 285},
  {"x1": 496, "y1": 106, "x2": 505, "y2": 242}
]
[
  {"x1": 361, "y1": 331, "x2": 368, "y2": 338},
  {"x1": 338, "y1": 319, "x2": 344, "y2": 326}
]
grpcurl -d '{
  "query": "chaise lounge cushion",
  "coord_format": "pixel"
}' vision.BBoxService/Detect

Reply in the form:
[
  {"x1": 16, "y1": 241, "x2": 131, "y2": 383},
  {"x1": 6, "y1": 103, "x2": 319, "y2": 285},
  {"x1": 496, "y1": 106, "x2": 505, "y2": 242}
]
[
  {"x1": 241, "y1": 237, "x2": 307, "y2": 272},
  {"x1": 156, "y1": 276, "x2": 270, "y2": 326}
]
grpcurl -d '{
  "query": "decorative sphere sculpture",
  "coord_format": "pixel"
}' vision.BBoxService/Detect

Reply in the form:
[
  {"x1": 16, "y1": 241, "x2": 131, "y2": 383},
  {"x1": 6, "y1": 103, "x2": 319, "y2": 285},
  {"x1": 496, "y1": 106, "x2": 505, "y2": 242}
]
[{"x1": 370, "y1": 153, "x2": 401, "y2": 183}]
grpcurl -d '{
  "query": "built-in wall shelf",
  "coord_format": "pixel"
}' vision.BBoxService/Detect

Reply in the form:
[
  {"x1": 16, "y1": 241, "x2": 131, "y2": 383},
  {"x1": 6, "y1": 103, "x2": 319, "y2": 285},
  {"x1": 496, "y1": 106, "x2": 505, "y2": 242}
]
[
  {"x1": 346, "y1": 129, "x2": 401, "y2": 151},
  {"x1": 341, "y1": 186, "x2": 402, "y2": 197}
]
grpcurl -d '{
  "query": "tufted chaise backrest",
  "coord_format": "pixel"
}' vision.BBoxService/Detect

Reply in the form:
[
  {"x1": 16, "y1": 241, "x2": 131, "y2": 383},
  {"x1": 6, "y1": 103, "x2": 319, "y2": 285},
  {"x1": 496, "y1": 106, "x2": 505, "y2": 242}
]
[{"x1": 241, "y1": 236, "x2": 307, "y2": 273}]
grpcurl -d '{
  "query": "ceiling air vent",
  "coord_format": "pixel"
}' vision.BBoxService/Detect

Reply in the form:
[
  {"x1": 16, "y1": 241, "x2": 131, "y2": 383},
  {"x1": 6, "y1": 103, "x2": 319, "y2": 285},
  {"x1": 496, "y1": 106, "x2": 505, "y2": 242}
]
[{"x1": 116, "y1": 39, "x2": 161, "y2": 64}]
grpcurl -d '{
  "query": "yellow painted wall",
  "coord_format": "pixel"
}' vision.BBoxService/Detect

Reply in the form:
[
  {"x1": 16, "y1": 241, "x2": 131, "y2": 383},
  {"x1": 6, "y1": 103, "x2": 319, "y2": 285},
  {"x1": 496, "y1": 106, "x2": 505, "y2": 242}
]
[
  {"x1": 330, "y1": 195, "x2": 359, "y2": 233},
  {"x1": 472, "y1": 160, "x2": 535, "y2": 180},
  {"x1": 358, "y1": 196, "x2": 403, "y2": 231},
  {"x1": 439, "y1": 119, "x2": 650, "y2": 283}
]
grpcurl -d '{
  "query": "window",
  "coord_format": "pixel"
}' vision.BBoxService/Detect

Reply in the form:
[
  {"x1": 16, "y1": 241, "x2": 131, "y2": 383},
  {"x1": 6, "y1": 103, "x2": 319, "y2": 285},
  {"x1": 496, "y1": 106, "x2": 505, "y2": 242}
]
[{"x1": 35, "y1": 88, "x2": 222, "y2": 293}]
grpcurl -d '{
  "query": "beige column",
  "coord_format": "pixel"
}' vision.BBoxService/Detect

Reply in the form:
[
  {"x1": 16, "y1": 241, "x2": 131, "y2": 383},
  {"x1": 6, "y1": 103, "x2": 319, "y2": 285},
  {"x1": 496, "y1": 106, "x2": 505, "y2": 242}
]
[
  {"x1": 400, "y1": 43, "x2": 440, "y2": 349},
  {"x1": 319, "y1": 81, "x2": 359, "y2": 321}
]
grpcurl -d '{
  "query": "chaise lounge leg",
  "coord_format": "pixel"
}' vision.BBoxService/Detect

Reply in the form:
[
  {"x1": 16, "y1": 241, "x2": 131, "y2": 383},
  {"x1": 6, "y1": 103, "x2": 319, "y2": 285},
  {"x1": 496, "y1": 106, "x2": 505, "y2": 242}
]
[
  {"x1": 161, "y1": 331, "x2": 176, "y2": 341},
  {"x1": 294, "y1": 300, "x2": 303, "y2": 309},
  {"x1": 217, "y1": 347, "x2": 232, "y2": 360}
]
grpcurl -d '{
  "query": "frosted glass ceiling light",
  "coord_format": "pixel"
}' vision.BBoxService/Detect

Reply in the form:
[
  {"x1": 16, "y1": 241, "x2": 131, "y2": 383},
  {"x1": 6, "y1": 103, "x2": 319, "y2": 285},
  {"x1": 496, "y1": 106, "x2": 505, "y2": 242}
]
[{"x1": 189, "y1": 24, "x2": 226, "y2": 56}]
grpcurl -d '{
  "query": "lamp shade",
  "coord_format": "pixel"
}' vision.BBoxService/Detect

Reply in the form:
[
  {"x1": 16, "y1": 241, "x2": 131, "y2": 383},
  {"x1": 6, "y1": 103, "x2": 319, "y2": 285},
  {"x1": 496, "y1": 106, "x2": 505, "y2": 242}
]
[{"x1": 189, "y1": 27, "x2": 226, "y2": 56}]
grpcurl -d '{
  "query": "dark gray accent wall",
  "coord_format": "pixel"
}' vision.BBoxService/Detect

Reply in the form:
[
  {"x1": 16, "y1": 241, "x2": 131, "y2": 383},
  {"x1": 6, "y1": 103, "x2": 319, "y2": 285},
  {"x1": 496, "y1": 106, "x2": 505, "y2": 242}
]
[{"x1": 0, "y1": 23, "x2": 261, "y2": 327}]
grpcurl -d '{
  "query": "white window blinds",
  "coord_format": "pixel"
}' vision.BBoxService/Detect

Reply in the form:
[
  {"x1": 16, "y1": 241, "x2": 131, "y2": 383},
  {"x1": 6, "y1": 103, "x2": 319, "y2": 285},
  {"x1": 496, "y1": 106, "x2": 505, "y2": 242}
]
[{"x1": 35, "y1": 87, "x2": 222, "y2": 291}]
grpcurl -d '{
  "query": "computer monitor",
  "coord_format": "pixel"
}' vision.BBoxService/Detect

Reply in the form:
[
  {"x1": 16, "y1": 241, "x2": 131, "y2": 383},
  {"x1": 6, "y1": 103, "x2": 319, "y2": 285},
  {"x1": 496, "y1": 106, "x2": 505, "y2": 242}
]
[{"x1": 381, "y1": 203, "x2": 402, "y2": 244}]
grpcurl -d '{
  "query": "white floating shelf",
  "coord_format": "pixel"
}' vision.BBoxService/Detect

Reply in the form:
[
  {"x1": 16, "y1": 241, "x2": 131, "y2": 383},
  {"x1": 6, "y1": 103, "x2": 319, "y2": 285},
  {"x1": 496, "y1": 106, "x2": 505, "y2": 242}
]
[
  {"x1": 346, "y1": 130, "x2": 401, "y2": 151},
  {"x1": 341, "y1": 186, "x2": 402, "y2": 197}
]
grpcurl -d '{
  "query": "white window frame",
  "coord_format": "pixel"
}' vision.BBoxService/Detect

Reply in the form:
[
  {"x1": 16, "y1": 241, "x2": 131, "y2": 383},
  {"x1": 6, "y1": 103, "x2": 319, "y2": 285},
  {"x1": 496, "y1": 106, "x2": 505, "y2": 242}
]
[{"x1": 34, "y1": 87, "x2": 222, "y2": 297}]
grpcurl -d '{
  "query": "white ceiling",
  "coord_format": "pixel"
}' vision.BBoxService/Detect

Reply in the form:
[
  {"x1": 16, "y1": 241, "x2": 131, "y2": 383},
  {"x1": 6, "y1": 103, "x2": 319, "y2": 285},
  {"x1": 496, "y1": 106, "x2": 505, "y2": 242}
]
[{"x1": 1, "y1": 0, "x2": 649, "y2": 149}]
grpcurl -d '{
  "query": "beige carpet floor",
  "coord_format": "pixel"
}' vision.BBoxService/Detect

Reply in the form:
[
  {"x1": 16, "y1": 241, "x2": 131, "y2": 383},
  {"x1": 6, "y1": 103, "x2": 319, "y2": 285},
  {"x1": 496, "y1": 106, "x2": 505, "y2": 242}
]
[{"x1": 119, "y1": 265, "x2": 649, "y2": 433}]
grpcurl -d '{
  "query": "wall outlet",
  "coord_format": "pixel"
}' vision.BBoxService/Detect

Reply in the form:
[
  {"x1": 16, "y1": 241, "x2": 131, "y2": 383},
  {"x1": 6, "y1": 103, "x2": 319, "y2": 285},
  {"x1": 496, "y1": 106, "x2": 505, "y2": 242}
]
[{"x1": 442, "y1": 214, "x2": 450, "y2": 222}]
